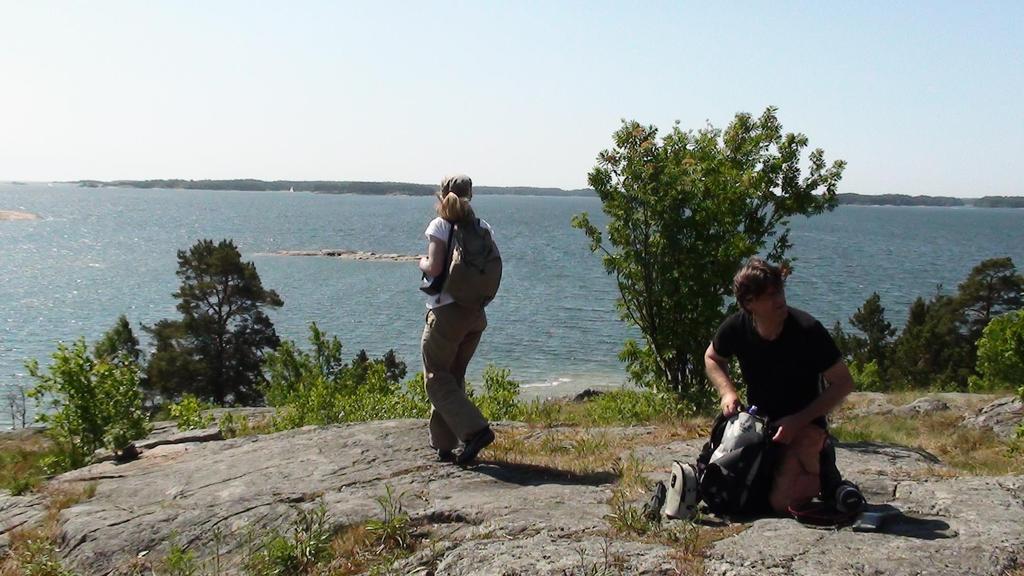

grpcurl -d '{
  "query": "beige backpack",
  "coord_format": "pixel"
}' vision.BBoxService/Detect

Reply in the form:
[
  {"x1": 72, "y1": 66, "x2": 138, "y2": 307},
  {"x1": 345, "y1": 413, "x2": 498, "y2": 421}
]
[{"x1": 444, "y1": 218, "x2": 502, "y2": 308}]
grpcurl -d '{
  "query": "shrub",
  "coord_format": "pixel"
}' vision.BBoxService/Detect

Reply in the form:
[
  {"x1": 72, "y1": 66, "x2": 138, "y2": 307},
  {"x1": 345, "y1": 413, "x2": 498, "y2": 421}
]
[
  {"x1": 3, "y1": 536, "x2": 75, "y2": 576},
  {"x1": 0, "y1": 443, "x2": 50, "y2": 495},
  {"x1": 262, "y1": 325, "x2": 528, "y2": 432},
  {"x1": 217, "y1": 411, "x2": 272, "y2": 439},
  {"x1": 970, "y1": 310, "x2": 1024, "y2": 393},
  {"x1": 848, "y1": 360, "x2": 886, "y2": 392},
  {"x1": 583, "y1": 389, "x2": 688, "y2": 425},
  {"x1": 473, "y1": 365, "x2": 523, "y2": 421},
  {"x1": 26, "y1": 339, "x2": 150, "y2": 470},
  {"x1": 162, "y1": 539, "x2": 199, "y2": 576},
  {"x1": 263, "y1": 324, "x2": 426, "y2": 431},
  {"x1": 168, "y1": 394, "x2": 214, "y2": 431},
  {"x1": 244, "y1": 502, "x2": 334, "y2": 576}
]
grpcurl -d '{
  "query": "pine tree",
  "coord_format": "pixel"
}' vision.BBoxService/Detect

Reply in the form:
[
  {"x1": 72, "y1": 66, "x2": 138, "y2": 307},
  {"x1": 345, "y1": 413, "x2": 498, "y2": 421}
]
[
  {"x1": 955, "y1": 257, "x2": 1024, "y2": 341},
  {"x1": 146, "y1": 239, "x2": 283, "y2": 405},
  {"x1": 93, "y1": 314, "x2": 142, "y2": 365},
  {"x1": 850, "y1": 292, "x2": 896, "y2": 372}
]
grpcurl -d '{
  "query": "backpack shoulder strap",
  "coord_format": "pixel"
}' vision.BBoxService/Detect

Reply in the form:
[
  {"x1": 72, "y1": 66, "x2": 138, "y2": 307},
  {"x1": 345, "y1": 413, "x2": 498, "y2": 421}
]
[{"x1": 444, "y1": 220, "x2": 456, "y2": 262}]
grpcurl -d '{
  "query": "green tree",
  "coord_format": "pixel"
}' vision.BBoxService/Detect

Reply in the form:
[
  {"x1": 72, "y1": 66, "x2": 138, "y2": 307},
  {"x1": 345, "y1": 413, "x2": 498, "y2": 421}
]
[
  {"x1": 969, "y1": 310, "x2": 1024, "y2": 393},
  {"x1": 849, "y1": 292, "x2": 896, "y2": 372},
  {"x1": 26, "y1": 339, "x2": 150, "y2": 469},
  {"x1": 351, "y1": 348, "x2": 408, "y2": 385},
  {"x1": 830, "y1": 320, "x2": 855, "y2": 362},
  {"x1": 93, "y1": 314, "x2": 142, "y2": 365},
  {"x1": 146, "y1": 239, "x2": 283, "y2": 405},
  {"x1": 888, "y1": 292, "x2": 973, "y2": 390},
  {"x1": 883, "y1": 259, "x2": 1023, "y2": 391},
  {"x1": 955, "y1": 257, "x2": 1024, "y2": 341},
  {"x1": 572, "y1": 108, "x2": 844, "y2": 399}
]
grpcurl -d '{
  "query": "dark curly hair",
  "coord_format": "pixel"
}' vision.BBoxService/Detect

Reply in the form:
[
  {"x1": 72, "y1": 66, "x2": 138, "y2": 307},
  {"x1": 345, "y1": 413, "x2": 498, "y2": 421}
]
[{"x1": 733, "y1": 257, "x2": 788, "y2": 311}]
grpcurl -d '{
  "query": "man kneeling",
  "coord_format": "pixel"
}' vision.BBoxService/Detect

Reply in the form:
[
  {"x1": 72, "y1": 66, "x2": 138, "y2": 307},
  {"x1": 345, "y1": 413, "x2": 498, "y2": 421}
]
[{"x1": 704, "y1": 257, "x2": 865, "y2": 514}]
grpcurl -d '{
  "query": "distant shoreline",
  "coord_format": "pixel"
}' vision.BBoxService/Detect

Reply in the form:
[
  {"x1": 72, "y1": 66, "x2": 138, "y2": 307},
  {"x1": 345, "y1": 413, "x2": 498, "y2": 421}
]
[
  {"x1": 10, "y1": 181, "x2": 1023, "y2": 207},
  {"x1": 70, "y1": 179, "x2": 597, "y2": 198},
  {"x1": 837, "y1": 193, "x2": 1023, "y2": 208}
]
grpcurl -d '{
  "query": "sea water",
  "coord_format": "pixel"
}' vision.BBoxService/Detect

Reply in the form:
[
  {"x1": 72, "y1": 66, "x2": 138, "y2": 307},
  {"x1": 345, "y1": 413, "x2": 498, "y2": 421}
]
[{"x1": 2, "y1": 183, "x2": 1022, "y2": 426}]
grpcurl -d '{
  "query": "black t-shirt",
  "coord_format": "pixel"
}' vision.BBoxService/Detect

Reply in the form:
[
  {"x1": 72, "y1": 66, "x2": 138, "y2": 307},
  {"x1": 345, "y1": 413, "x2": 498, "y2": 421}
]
[{"x1": 712, "y1": 307, "x2": 841, "y2": 424}]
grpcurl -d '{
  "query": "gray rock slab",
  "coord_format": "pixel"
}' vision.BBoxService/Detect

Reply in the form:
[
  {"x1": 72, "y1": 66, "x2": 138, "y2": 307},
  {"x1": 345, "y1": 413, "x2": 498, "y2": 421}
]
[
  {"x1": 963, "y1": 397, "x2": 1024, "y2": 440},
  {"x1": 2, "y1": 419, "x2": 1022, "y2": 575},
  {"x1": 0, "y1": 492, "x2": 47, "y2": 552},
  {"x1": 893, "y1": 397, "x2": 950, "y2": 416},
  {"x1": 34, "y1": 420, "x2": 628, "y2": 575},
  {"x1": 843, "y1": 392, "x2": 1002, "y2": 418},
  {"x1": 705, "y1": 476, "x2": 1024, "y2": 576},
  {"x1": 844, "y1": 392, "x2": 896, "y2": 416},
  {"x1": 433, "y1": 532, "x2": 679, "y2": 576}
]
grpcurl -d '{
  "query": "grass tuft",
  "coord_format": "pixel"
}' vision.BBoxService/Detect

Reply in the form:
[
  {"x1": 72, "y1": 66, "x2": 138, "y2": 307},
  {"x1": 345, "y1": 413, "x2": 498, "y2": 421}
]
[
  {"x1": 244, "y1": 502, "x2": 335, "y2": 576},
  {"x1": 0, "y1": 433, "x2": 53, "y2": 495},
  {"x1": 366, "y1": 485, "x2": 413, "y2": 553},
  {"x1": 0, "y1": 477, "x2": 97, "y2": 576},
  {"x1": 832, "y1": 411, "x2": 1024, "y2": 476}
]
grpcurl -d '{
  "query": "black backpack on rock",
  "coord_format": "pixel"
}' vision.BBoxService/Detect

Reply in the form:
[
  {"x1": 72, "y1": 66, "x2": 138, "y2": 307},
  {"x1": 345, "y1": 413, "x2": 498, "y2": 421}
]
[{"x1": 695, "y1": 411, "x2": 779, "y2": 516}]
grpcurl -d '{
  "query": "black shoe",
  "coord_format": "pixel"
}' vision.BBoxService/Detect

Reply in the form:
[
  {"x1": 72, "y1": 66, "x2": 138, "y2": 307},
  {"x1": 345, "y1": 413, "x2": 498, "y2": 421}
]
[
  {"x1": 437, "y1": 449, "x2": 455, "y2": 463},
  {"x1": 642, "y1": 481, "x2": 667, "y2": 523},
  {"x1": 456, "y1": 427, "x2": 495, "y2": 465},
  {"x1": 833, "y1": 481, "x2": 866, "y2": 514}
]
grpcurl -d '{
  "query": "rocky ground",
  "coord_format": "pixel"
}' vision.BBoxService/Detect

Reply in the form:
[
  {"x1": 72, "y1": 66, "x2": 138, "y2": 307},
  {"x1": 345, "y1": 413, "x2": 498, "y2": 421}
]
[{"x1": 1, "y1": 395, "x2": 1022, "y2": 575}]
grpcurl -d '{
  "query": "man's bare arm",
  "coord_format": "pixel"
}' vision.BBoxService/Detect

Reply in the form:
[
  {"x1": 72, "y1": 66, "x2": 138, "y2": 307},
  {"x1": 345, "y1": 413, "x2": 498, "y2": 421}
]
[
  {"x1": 799, "y1": 360, "x2": 855, "y2": 423},
  {"x1": 772, "y1": 360, "x2": 855, "y2": 443},
  {"x1": 704, "y1": 343, "x2": 741, "y2": 416}
]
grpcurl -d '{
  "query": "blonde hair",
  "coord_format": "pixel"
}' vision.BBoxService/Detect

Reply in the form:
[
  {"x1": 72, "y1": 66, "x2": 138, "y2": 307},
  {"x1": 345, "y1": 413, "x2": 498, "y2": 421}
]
[
  {"x1": 436, "y1": 174, "x2": 475, "y2": 222},
  {"x1": 438, "y1": 193, "x2": 474, "y2": 221}
]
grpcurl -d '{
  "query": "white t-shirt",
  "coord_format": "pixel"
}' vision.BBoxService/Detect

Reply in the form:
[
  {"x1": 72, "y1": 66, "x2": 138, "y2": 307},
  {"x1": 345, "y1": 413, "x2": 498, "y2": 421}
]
[{"x1": 422, "y1": 217, "x2": 494, "y2": 309}]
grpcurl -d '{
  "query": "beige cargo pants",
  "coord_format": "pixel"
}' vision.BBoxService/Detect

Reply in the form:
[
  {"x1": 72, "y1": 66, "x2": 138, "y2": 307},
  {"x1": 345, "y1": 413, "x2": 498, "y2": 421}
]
[
  {"x1": 769, "y1": 425, "x2": 827, "y2": 512},
  {"x1": 421, "y1": 303, "x2": 490, "y2": 452}
]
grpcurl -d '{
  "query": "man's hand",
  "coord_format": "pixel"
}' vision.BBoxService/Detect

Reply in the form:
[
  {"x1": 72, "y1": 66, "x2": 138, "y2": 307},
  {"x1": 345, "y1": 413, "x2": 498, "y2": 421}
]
[
  {"x1": 720, "y1": 392, "x2": 742, "y2": 417},
  {"x1": 771, "y1": 414, "x2": 808, "y2": 444}
]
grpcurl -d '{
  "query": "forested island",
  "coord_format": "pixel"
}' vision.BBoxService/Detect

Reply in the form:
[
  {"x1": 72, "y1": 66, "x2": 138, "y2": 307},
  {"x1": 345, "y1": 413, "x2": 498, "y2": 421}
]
[
  {"x1": 68, "y1": 181, "x2": 1024, "y2": 206},
  {"x1": 838, "y1": 193, "x2": 1024, "y2": 208},
  {"x1": 972, "y1": 196, "x2": 1024, "y2": 208},
  {"x1": 74, "y1": 179, "x2": 596, "y2": 197}
]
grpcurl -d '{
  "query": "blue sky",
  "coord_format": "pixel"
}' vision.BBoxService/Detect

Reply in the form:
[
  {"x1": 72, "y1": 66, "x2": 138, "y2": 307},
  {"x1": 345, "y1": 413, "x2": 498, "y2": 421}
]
[{"x1": 1, "y1": 1, "x2": 1021, "y2": 196}]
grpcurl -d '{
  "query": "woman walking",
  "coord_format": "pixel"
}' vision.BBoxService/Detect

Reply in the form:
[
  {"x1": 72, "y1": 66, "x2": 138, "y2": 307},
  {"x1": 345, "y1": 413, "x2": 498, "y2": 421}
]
[{"x1": 418, "y1": 174, "x2": 495, "y2": 464}]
